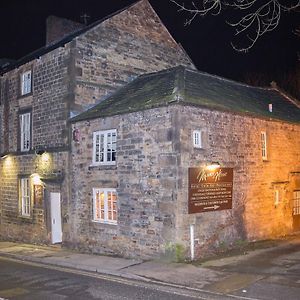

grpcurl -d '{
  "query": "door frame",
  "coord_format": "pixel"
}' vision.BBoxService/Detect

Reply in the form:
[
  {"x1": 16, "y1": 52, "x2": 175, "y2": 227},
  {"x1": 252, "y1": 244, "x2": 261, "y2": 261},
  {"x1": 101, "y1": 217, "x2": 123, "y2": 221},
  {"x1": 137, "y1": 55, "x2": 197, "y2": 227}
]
[{"x1": 50, "y1": 192, "x2": 62, "y2": 244}]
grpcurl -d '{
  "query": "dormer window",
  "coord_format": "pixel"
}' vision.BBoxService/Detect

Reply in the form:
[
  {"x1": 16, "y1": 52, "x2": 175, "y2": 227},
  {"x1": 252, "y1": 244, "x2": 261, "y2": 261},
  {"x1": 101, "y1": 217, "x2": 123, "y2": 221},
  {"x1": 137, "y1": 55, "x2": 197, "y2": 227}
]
[{"x1": 21, "y1": 70, "x2": 32, "y2": 95}]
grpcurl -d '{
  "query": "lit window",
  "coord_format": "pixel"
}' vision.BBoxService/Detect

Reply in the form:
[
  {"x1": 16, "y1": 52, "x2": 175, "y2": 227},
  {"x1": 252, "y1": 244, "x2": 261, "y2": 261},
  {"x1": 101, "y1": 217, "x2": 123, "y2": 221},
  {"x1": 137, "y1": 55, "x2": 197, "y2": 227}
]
[
  {"x1": 274, "y1": 190, "x2": 280, "y2": 206},
  {"x1": 261, "y1": 131, "x2": 267, "y2": 161},
  {"x1": 21, "y1": 70, "x2": 32, "y2": 95},
  {"x1": 20, "y1": 178, "x2": 31, "y2": 217},
  {"x1": 193, "y1": 130, "x2": 203, "y2": 148},
  {"x1": 293, "y1": 191, "x2": 300, "y2": 216},
  {"x1": 93, "y1": 129, "x2": 116, "y2": 165},
  {"x1": 20, "y1": 112, "x2": 31, "y2": 152},
  {"x1": 93, "y1": 188, "x2": 117, "y2": 224}
]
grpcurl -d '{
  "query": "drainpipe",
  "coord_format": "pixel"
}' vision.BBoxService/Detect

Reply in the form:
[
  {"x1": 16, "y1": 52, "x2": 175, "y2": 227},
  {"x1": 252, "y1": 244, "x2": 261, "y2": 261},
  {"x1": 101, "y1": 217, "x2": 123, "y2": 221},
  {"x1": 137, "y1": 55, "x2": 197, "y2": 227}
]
[{"x1": 190, "y1": 224, "x2": 195, "y2": 261}]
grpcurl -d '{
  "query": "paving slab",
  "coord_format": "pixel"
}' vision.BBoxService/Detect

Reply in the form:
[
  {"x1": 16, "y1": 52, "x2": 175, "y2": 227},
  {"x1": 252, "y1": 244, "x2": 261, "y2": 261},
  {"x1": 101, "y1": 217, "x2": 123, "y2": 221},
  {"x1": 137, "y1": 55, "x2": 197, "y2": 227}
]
[
  {"x1": 126, "y1": 260, "x2": 224, "y2": 289},
  {"x1": 205, "y1": 273, "x2": 264, "y2": 294}
]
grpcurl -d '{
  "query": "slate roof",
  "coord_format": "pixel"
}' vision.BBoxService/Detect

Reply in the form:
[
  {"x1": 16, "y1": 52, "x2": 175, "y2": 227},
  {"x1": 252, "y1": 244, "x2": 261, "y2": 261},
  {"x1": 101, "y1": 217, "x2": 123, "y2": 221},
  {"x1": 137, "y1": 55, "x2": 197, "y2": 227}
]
[{"x1": 71, "y1": 66, "x2": 300, "y2": 124}]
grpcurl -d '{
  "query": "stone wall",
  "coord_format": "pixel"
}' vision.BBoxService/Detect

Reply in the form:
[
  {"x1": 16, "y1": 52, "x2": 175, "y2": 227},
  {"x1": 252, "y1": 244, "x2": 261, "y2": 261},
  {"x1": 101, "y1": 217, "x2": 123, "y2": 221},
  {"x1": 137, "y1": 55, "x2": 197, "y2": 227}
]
[
  {"x1": 69, "y1": 106, "x2": 179, "y2": 258},
  {"x1": 0, "y1": 151, "x2": 69, "y2": 244},
  {"x1": 46, "y1": 15, "x2": 85, "y2": 46},
  {"x1": 70, "y1": 104, "x2": 300, "y2": 259},
  {"x1": 0, "y1": 0, "x2": 195, "y2": 246},
  {"x1": 33, "y1": 46, "x2": 72, "y2": 149},
  {"x1": 176, "y1": 105, "x2": 300, "y2": 258},
  {"x1": 73, "y1": 0, "x2": 195, "y2": 107},
  {"x1": 0, "y1": 46, "x2": 73, "y2": 242}
]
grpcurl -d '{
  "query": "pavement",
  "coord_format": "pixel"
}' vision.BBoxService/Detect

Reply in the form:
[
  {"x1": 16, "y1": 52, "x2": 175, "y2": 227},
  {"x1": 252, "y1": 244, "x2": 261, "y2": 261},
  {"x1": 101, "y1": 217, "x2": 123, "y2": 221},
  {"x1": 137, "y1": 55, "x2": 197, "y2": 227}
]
[{"x1": 0, "y1": 234, "x2": 300, "y2": 299}]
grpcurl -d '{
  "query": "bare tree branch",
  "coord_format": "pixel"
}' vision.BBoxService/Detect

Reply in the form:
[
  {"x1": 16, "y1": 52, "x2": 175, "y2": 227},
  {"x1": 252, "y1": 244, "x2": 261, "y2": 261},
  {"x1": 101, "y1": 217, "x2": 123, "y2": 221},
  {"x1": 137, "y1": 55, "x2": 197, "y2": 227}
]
[{"x1": 171, "y1": 0, "x2": 300, "y2": 52}]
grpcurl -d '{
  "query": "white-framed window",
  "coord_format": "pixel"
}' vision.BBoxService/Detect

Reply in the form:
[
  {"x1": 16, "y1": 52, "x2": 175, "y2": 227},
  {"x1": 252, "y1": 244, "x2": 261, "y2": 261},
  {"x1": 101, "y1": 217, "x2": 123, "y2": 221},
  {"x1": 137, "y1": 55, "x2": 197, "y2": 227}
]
[
  {"x1": 193, "y1": 130, "x2": 203, "y2": 148},
  {"x1": 293, "y1": 191, "x2": 300, "y2": 216},
  {"x1": 93, "y1": 129, "x2": 117, "y2": 165},
  {"x1": 274, "y1": 190, "x2": 280, "y2": 206},
  {"x1": 20, "y1": 178, "x2": 31, "y2": 217},
  {"x1": 20, "y1": 112, "x2": 31, "y2": 152},
  {"x1": 21, "y1": 70, "x2": 32, "y2": 95},
  {"x1": 261, "y1": 131, "x2": 267, "y2": 161},
  {"x1": 93, "y1": 188, "x2": 117, "y2": 224}
]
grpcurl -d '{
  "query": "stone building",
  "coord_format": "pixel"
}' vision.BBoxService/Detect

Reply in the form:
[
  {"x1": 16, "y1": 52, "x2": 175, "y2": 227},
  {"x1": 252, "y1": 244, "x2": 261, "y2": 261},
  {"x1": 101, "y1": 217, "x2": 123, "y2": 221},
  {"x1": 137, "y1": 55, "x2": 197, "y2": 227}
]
[
  {"x1": 0, "y1": 0, "x2": 194, "y2": 245},
  {"x1": 70, "y1": 66, "x2": 300, "y2": 259}
]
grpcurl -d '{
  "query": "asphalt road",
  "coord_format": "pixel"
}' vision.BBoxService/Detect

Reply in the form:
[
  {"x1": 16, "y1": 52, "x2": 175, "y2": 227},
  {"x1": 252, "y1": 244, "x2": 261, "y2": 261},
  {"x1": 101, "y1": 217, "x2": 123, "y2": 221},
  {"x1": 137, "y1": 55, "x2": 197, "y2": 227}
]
[
  {"x1": 202, "y1": 238, "x2": 300, "y2": 300},
  {"x1": 0, "y1": 257, "x2": 229, "y2": 300}
]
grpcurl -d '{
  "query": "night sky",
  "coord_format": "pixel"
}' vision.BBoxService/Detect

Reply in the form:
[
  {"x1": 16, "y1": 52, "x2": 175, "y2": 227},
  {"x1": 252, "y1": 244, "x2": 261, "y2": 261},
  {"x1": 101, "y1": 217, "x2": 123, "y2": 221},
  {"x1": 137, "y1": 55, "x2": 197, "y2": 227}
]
[{"x1": 0, "y1": 0, "x2": 299, "y2": 84}]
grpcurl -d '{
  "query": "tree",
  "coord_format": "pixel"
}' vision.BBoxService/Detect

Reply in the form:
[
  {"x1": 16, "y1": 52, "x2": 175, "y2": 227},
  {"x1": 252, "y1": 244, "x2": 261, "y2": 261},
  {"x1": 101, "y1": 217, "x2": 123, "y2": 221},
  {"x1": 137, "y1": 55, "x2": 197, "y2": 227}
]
[{"x1": 171, "y1": 0, "x2": 300, "y2": 52}]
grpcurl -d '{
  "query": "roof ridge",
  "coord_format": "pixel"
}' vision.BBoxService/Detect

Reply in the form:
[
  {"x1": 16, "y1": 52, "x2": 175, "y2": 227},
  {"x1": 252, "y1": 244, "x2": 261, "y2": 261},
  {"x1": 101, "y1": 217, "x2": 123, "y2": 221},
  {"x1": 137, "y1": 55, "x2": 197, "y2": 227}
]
[
  {"x1": 186, "y1": 68, "x2": 279, "y2": 92},
  {"x1": 271, "y1": 87, "x2": 300, "y2": 109}
]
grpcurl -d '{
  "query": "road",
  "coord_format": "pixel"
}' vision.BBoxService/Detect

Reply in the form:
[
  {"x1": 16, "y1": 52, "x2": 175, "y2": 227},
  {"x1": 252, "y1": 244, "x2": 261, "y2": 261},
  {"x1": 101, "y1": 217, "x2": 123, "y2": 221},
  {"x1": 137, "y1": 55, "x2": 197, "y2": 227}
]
[
  {"x1": 1, "y1": 237, "x2": 300, "y2": 300},
  {"x1": 201, "y1": 238, "x2": 300, "y2": 300},
  {"x1": 0, "y1": 257, "x2": 229, "y2": 300}
]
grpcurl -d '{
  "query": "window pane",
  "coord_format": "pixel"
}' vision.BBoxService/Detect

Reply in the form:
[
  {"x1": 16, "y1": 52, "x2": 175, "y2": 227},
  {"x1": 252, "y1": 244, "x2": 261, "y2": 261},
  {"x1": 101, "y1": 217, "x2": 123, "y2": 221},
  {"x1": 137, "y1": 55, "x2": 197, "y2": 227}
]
[
  {"x1": 21, "y1": 71, "x2": 31, "y2": 95},
  {"x1": 100, "y1": 134, "x2": 104, "y2": 162},
  {"x1": 20, "y1": 113, "x2": 30, "y2": 151},
  {"x1": 107, "y1": 152, "x2": 111, "y2": 161},
  {"x1": 93, "y1": 130, "x2": 116, "y2": 165},
  {"x1": 100, "y1": 192, "x2": 105, "y2": 220},
  {"x1": 20, "y1": 178, "x2": 30, "y2": 216},
  {"x1": 95, "y1": 191, "x2": 101, "y2": 220},
  {"x1": 93, "y1": 189, "x2": 117, "y2": 223}
]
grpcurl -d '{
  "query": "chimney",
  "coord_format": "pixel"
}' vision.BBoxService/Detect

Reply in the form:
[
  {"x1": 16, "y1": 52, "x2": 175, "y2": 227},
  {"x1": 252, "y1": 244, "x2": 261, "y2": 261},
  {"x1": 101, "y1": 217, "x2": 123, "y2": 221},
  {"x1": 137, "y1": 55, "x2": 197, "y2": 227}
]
[{"x1": 46, "y1": 15, "x2": 85, "y2": 46}]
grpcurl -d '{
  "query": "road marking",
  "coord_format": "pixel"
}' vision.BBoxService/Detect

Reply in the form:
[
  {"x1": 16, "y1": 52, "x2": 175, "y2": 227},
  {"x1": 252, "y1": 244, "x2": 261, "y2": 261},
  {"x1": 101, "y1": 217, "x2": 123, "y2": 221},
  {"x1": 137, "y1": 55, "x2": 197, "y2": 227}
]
[{"x1": 0, "y1": 288, "x2": 29, "y2": 298}]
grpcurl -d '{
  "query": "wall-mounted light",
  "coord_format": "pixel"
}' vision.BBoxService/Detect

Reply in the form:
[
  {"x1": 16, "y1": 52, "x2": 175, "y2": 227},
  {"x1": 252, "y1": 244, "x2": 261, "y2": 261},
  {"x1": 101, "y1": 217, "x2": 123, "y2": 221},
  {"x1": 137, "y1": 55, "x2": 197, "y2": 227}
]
[
  {"x1": 31, "y1": 173, "x2": 43, "y2": 185},
  {"x1": 0, "y1": 153, "x2": 9, "y2": 159},
  {"x1": 206, "y1": 161, "x2": 221, "y2": 171},
  {"x1": 35, "y1": 149, "x2": 46, "y2": 155}
]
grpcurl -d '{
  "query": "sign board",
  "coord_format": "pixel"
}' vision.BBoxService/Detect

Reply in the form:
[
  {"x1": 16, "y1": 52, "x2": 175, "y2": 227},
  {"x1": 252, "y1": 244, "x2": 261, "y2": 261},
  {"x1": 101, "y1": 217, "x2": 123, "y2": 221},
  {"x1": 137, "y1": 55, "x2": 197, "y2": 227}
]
[{"x1": 188, "y1": 167, "x2": 233, "y2": 214}]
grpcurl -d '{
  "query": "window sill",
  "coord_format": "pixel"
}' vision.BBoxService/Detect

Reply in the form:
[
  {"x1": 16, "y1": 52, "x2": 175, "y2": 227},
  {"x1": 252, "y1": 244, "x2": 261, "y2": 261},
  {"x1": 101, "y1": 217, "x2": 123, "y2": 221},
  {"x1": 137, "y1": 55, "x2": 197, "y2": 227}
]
[
  {"x1": 92, "y1": 220, "x2": 117, "y2": 226},
  {"x1": 18, "y1": 92, "x2": 33, "y2": 99},
  {"x1": 19, "y1": 215, "x2": 32, "y2": 220},
  {"x1": 88, "y1": 164, "x2": 117, "y2": 170}
]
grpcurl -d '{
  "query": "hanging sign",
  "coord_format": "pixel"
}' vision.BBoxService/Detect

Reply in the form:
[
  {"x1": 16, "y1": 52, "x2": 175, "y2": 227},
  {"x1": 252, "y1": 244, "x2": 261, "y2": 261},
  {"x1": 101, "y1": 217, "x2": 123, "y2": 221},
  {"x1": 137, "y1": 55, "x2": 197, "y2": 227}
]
[{"x1": 188, "y1": 167, "x2": 233, "y2": 214}]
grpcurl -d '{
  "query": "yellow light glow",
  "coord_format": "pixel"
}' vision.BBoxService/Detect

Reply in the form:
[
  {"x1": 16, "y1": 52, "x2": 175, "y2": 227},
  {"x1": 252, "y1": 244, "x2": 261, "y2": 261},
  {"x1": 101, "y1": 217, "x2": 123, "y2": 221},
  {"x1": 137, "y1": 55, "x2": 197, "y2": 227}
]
[
  {"x1": 206, "y1": 162, "x2": 221, "y2": 171},
  {"x1": 41, "y1": 152, "x2": 50, "y2": 163},
  {"x1": 31, "y1": 173, "x2": 43, "y2": 185},
  {"x1": 3, "y1": 155, "x2": 13, "y2": 168},
  {"x1": 36, "y1": 152, "x2": 53, "y2": 174}
]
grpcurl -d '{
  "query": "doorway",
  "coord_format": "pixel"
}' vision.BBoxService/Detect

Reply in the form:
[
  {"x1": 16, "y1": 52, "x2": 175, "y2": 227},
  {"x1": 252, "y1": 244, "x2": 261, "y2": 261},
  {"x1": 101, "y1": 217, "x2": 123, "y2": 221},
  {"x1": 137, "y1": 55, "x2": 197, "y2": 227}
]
[{"x1": 50, "y1": 192, "x2": 62, "y2": 244}]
